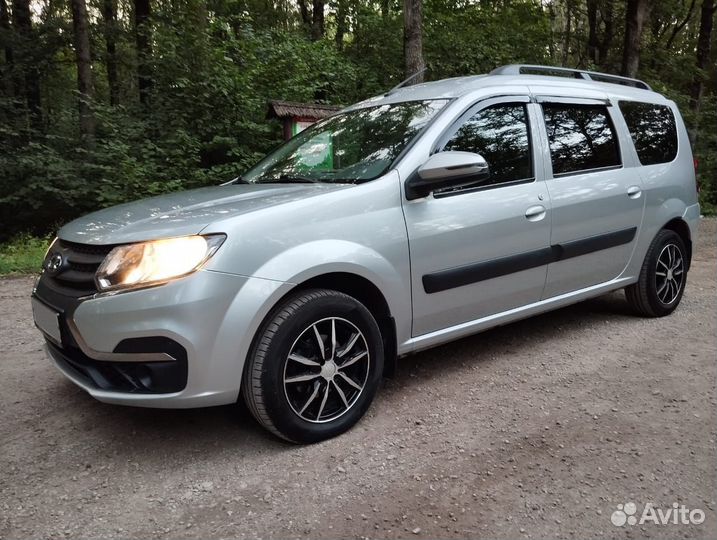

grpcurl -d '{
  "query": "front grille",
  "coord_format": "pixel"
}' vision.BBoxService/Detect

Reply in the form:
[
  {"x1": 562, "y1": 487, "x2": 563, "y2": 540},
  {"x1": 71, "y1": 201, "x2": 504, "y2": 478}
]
[{"x1": 42, "y1": 240, "x2": 114, "y2": 297}]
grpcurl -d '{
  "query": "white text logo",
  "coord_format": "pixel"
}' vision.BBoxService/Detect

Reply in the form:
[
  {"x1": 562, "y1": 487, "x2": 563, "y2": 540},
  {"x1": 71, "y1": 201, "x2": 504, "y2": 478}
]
[{"x1": 611, "y1": 502, "x2": 705, "y2": 527}]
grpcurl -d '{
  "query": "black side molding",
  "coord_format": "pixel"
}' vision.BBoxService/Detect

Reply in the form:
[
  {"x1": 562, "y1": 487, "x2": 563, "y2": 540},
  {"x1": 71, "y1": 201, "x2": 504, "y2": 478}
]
[
  {"x1": 423, "y1": 227, "x2": 637, "y2": 294},
  {"x1": 553, "y1": 227, "x2": 637, "y2": 260},
  {"x1": 423, "y1": 247, "x2": 554, "y2": 294}
]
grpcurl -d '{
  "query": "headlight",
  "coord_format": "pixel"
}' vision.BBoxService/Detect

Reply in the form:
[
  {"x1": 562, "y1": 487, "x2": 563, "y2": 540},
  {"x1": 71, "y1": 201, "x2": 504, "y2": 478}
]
[{"x1": 95, "y1": 234, "x2": 226, "y2": 292}]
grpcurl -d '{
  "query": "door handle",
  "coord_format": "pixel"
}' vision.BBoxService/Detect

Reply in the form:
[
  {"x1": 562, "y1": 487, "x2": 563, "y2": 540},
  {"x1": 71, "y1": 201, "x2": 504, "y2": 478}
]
[
  {"x1": 627, "y1": 186, "x2": 642, "y2": 199},
  {"x1": 525, "y1": 204, "x2": 547, "y2": 222}
]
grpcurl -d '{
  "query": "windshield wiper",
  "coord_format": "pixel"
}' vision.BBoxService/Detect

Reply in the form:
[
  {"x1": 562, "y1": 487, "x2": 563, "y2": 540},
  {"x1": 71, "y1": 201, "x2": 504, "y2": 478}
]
[
  {"x1": 220, "y1": 175, "x2": 249, "y2": 186},
  {"x1": 273, "y1": 174, "x2": 321, "y2": 184}
]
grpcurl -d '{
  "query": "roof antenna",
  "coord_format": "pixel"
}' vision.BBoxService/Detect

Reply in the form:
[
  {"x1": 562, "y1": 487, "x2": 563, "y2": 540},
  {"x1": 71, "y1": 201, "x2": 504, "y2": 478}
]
[{"x1": 386, "y1": 67, "x2": 427, "y2": 95}]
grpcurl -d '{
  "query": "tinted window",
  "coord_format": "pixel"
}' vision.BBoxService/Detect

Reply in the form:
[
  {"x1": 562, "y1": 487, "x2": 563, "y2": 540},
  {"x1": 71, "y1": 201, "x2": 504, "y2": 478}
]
[
  {"x1": 542, "y1": 104, "x2": 621, "y2": 175},
  {"x1": 442, "y1": 103, "x2": 533, "y2": 187},
  {"x1": 619, "y1": 101, "x2": 677, "y2": 165}
]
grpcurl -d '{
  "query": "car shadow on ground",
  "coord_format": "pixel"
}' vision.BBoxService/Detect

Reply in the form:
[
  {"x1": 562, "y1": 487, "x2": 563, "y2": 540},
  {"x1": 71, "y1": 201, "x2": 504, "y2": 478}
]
[
  {"x1": 386, "y1": 290, "x2": 634, "y2": 385},
  {"x1": 57, "y1": 290, "x2": 636, "y2": 453}
]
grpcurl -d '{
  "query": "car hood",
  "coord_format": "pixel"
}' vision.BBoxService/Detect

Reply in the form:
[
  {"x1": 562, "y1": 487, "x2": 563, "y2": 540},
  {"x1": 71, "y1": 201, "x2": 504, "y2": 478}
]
[{"x1": 59, "y1": 183, "x2": 350, "y2": 245}]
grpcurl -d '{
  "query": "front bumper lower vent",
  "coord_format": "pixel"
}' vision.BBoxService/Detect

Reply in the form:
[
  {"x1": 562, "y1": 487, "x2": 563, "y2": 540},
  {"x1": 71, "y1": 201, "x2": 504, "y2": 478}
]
[{"x1": 46, "y1": 337, "x2": 188, "y2": 394}]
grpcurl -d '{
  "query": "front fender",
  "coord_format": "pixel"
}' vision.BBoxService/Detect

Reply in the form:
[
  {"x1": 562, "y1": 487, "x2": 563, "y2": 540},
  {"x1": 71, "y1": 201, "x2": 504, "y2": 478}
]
[{"x1": 253, "y1": 239, "x2": 412, "y2": 339}]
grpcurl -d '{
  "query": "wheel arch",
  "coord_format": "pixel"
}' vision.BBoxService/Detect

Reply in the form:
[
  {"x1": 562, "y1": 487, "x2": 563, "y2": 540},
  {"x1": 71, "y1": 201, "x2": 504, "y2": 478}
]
[
  {"x1": 249, "y1": 272, "x2": 398, "y2": 378},
  {"x1": 297, "y1": 273, "x2": 397, "y2": 377},
  {"x1": 662, "y1": 217, "x2": 692, "y2": 270}
]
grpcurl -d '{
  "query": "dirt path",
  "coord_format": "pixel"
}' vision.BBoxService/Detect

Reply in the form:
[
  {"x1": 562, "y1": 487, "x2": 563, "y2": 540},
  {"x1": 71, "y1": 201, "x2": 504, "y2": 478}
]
[{"x1": 1, "y1": 219, "x2": 715, "y2": 540}]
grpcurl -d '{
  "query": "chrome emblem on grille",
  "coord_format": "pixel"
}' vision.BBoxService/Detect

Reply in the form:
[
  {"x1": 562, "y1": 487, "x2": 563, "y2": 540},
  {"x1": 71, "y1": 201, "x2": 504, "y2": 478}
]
[{"x1": 45, "y1": 253, "x2": 64, "y2": 274}]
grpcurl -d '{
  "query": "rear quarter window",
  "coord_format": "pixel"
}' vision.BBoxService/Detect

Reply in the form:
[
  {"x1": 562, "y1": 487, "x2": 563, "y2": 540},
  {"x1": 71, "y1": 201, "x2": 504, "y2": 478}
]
[{"x1": 618, "y1": 101, "x2": 678, "y2": 165}]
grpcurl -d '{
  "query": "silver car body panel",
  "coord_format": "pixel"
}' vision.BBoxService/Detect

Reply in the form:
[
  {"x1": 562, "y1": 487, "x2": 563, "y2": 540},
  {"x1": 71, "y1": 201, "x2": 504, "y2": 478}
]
[
  {"x1": 40, "y1": 73, "x2": 699, "y2": 407},
  {"x1": 530, "y1": 86, "x2": 647, "y2": 297},
  {"x1": 402, "y1": 94, "x2": 552, "y2": 336},
  {"x1": 58, "y1": 183, "x2": 351, "y2": 244}
]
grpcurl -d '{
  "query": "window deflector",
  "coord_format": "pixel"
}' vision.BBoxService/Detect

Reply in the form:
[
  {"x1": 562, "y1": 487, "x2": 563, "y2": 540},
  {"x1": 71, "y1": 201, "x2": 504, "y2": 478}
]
[
  {"x1": 432, "y1": 95, "x2": 532, "y2": 154},
  {"x1": 534, "y1": 95, "x2": 611, "y2": 106}
]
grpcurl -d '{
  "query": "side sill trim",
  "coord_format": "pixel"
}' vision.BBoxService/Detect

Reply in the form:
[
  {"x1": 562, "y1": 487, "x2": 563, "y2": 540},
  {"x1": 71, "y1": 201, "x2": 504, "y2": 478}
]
[
  {"x1": 402, "y1": 276, "x2": 635, "y2": 355},
  {"x1": 423, "y1": 227, "x2": 637, "y2": 294}
]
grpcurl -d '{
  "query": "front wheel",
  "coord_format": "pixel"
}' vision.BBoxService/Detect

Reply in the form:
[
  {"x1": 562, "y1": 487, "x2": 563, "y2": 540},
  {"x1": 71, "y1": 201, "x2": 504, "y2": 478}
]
[
  {"x1": 242, "y1": 289, "x2": 384, "y2": 443},
  {"x1": 625, "y1": 229, "x2": 688, "y2": 317}
]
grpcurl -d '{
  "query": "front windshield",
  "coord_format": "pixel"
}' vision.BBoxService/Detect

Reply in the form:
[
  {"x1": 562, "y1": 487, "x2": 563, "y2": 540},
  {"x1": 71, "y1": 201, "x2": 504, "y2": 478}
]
[{"x1": 242, "y1": 99, "x2": 448, "y2": 184}]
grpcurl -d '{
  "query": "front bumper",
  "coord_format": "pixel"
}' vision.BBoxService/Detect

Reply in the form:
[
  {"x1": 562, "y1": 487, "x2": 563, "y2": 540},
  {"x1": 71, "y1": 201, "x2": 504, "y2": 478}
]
[
  {"x1": 45, "y1": 337, "x2": 189, "y2": 394},
  {"x1": 34, "y1": 269, "x2": 293, "y2": 408}
]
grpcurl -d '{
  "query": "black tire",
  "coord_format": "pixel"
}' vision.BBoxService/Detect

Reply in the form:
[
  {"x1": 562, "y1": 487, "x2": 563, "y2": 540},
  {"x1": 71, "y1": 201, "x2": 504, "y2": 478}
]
[
  {"x1": 242, "y1": 288, "x2": 384, "y2": 443},
  {"x1": 625, "y1": 229, "x2": 688, "y2": 317}
]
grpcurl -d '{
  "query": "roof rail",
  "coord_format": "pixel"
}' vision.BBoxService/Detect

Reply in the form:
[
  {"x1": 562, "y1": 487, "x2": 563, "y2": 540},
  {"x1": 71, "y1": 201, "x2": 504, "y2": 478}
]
[{"x1": 489, "y1": 64, "x2": 652, "y2": 91}]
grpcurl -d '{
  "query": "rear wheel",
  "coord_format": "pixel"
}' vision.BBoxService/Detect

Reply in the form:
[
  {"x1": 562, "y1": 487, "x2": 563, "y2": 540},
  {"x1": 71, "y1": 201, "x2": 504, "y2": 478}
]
[
  {"x1": 625, "y1": 229, "x2": 687, "y2": 317},
  {"x1": 242, "y1": 289, "x2": 384, "y2": 443}
]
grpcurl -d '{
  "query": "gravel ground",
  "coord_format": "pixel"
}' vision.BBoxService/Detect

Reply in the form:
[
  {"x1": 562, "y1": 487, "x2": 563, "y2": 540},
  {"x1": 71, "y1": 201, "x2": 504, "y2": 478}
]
[{"x1": 1, "y1": 219, "x2": 715, "y2": 540}]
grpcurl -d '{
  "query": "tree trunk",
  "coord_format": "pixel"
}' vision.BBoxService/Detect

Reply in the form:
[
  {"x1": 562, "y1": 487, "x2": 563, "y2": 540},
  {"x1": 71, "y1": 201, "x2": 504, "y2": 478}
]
[
  {"x1": 310, "y1": 0, "x2": 324, "y2": 40},
  {"x1": 298, "y1": 0, "x2": 311, "y2": 29},
  {"x1": 71, "y1": 0, "x2": 95, "y2": 146},
  {"x1": 335, "y1": 0, "x2": 347, "y2": 50},
  {"x1": 11, "y1": 0, "x2": 41, "y2": 126},
  {"x1": 665, "y1": 0, "x2": 697, "y2": 50},
  {"x1": 621, "y1": 0, "x2": 648, "y2": 78},
  {"x1": 563, "y1": 0, "x2": 573, "y2": 65},
  {"x1": 547, "y1": 1, "x2": 556, "y2": 60},
  {"x1": 689, "y1": 0, "x2": 715, "y2": 142},
  {"x1": 101, "y1": 0, "x2": 119, "y2": 106},
  {"x1": 587, "y1": 0, "x2": 599, "y2": 64},
  {"x1": 381, "y1": 0, "x2": 389, "y2": 18},
  {"x1": 598, "y1": 0, "x2": 614, "y2": 68},
  {"x1": 0, "y1": 0, "x2": 13, "y2": 99},
  {"x1": 133, "y1": 0, "x2": 152, "y2": 106},
  {"x1": 0, "y1": 0, "x2": 11, "y2": 66},
  {"x1": 403, "y1": 0, "x2": 424, "y2": 83}
]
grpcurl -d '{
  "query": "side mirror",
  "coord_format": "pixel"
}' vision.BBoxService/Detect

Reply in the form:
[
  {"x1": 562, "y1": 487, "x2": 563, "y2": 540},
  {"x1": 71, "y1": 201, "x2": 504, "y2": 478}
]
[{"x1": 405, "y1": 151, "x2": 490, "y2": 200}]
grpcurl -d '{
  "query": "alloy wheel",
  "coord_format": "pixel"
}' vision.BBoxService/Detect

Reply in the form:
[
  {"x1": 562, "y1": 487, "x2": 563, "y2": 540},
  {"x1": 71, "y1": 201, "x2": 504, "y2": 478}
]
[
  {"x1": 655, "y1": 243, "x2": 684, "y2": 305},
  {"x1": 283, "y1": 317, "x2": 370, "y2": 423}
]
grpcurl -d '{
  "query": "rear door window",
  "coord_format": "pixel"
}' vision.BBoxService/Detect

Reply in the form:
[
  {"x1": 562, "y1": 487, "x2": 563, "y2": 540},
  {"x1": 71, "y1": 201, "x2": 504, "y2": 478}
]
[
  {"x1": 542, "y1": 104, "x2": 621, "y2": 176},
  {"x1": 618, "y1": 101, "x2": 678, "y2": 165}
]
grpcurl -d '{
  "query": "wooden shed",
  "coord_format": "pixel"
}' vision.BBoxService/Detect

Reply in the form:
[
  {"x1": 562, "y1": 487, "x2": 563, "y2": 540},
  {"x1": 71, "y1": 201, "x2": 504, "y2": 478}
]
[{"x1": 267, "y1": 100, "x2": 341, "y2": 141}]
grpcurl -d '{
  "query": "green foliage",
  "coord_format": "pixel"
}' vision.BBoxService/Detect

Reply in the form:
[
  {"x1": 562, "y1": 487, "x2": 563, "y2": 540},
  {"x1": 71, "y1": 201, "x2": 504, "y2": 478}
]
[
  {"x1": 0, "y1": 0, "x2": 715, "y2": 241},
  {"x1": 1, "y1": 18, "x2": 366, "y2": 239},
  {"x1": 695, "y1": 96, "x2": 717, "y2": 214},
  {"x1": 0, "y1": 235, "x2": 50, "y2": 275},
  {"x1": 424, "y1": 0, "x2": 552, "y2": 77},
  {"x1": 345, "y1": 6, "x2": 403, "y2": 92}
]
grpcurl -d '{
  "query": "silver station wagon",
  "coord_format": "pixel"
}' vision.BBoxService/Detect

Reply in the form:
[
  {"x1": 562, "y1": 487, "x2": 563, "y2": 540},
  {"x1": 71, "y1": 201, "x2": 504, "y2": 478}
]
[{"x1": 32, "y1": 64, "x2": 700, "y2": 443}]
